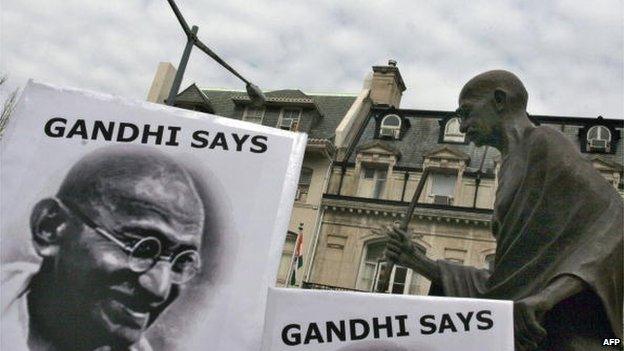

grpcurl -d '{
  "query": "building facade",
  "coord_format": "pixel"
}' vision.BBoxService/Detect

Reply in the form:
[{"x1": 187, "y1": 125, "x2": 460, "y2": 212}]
[{"x1": 147, "y1": 61, "x2": 624, "y2": 295}]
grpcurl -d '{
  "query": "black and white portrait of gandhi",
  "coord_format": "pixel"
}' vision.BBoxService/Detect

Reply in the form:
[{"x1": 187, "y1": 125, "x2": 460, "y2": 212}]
[{"x1": 1, "y1": 146, "x2": 221, "y2": 351}]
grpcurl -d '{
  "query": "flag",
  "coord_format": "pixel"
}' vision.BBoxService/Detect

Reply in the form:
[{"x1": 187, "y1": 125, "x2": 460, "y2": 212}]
[{"x1": 289, "y1": 230, "x2": 304, "y2": 286}]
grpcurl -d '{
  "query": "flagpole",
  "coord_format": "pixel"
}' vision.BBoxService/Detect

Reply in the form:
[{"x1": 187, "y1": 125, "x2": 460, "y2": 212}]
[
  {"x1": 285, "y1": 223, "x2": 304, "y2": 287},
  {"x1": 286, "y1": 244, "x2": 297, "y2": 287},
  {"x1": 296, "y1": 223, "x2": 304, "y2": 288}
]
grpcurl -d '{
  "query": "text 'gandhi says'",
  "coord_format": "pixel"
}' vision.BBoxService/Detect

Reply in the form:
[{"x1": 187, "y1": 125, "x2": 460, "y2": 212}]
[{"x1": 43, "y1": 118, "x2": 268, "y2": 153}]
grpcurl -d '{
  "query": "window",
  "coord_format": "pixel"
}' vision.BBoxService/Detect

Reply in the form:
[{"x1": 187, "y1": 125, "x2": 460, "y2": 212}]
[
  {"x1": 356, "y1": 242, "x2": 385, "y2": 291},
  {"x1": 242, "y1": 106, "x2": 265, "y2": 124},
  {"x1": 278, "y1": 108, "x2": 302, "y2": 131},
  {"x1": 296, "y1": 167, "x2": 313, "y2": 202},
  {"x1": 356, "y1": 241, "x2": 420, "y2": 294},
  {"x1": 444, "y1": 117, "x2": 465, "y2": 142},
  {"x1": 357, "y1": 166, "x2": 387, "y2": 199},
  {"x1": 380, "y1": 114, "x2": 401, "y2": 139},
  {"x1": 587, "y1": 125, "x2": 611, "y2": 152},
  {"x1": 429, "y1": 173, "x2": 457, "y2": 205},
  {"x1": 388, "y1": 266, "x2": 411, "y2": 294}
]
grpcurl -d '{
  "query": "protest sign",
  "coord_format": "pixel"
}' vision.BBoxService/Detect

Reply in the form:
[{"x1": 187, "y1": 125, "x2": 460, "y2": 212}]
[
  {"x1": 261, "y1": 287, "x2": 513, "y2": 351},
  {"x1": 0, "y1": 81, "x2": 306, "y2": 351}
]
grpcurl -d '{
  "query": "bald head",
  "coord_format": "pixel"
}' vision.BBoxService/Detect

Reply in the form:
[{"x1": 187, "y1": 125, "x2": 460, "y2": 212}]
[
  {"x1": 57, "y1": 146, "x2": 204, "y2": 231},
  {"x1": 460, "y1": 70, "x2": 528, "y2": 113}
]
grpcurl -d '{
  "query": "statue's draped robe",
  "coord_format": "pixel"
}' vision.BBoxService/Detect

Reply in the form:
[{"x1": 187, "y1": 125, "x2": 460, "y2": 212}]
[{"x1": 429, "y1": 126, "x2": 623, "y2": 350}]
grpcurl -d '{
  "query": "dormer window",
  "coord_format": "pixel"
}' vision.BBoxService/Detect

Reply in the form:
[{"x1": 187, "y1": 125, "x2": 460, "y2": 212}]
[
  {"x1": 443, "y1": 117, "x2": 465, "y2": 143},
  {"x1": 429, "y1": 172, "x2": 457, "y2": 205},
  {"x1": 379, "y1": 114, "x2": 401, "y2": 139},
  {"x1": 587, "y1": 125, "x2": 611, "y2": 152},
  {"x1": 242, "y1": 106, "x2": 265, "y2": 124},
  {"x1": 278, "y1": 108, "x2": 302, "y2": 131}
]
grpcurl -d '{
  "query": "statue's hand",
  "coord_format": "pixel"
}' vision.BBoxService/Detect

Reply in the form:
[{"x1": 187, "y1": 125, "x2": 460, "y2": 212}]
[
  {"x1": 373, "y1": 224, "x2": 440, "y2": 283},
  {"x1": 514, "y1": 294, "x2": 550, "y2": 351},
  {"x1": 378, "y1": 224, "x2": 427, "y2": 271}
]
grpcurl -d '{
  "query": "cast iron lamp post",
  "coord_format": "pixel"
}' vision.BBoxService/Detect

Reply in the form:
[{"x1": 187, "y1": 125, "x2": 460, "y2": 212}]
[{"x1": 165, "y1": 0, "x2": 266, "y2": 107}]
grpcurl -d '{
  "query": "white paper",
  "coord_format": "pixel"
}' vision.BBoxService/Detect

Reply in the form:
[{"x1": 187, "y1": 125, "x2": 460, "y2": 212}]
[
  {"x1": 0, "y1": 81, "x2": 306, "y2": 351},
  {"x1": 261, "y1": 287, "x2": 514, "y2": 351}
]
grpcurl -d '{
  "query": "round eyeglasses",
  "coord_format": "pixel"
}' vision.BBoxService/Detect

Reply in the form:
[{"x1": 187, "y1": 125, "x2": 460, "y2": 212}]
[
  {"x1": 56, "y1": 198, "x2": 201, "y2": 284},
  {"x1": 98, "y1": 232, "x2": 201, "y2": 284}
]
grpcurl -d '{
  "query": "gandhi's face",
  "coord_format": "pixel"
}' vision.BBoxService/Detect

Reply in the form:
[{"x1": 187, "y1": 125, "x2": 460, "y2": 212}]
[
  {"x1": 457, "y1": 88, "x2": 502, "y2": 147},
  {"x1": 55, "y1": 175, "x2": 204, "y2": 348}
]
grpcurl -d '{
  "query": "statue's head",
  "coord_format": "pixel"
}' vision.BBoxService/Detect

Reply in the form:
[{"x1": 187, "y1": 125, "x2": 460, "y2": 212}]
[
  {"x1": 456, "y1": 70, "x2": 528, "y2": 147},
  {"x1": 30, "y1": 146, "x2": 205, "y2": 349}
]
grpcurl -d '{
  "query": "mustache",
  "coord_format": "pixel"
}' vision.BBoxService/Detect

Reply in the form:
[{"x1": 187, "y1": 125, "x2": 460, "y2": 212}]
[
  {"x1": 103, "y1": 282, "x2": 180, "y2": 329},
  {"x1": 108, "y1": 282, "x2": 172, "y2": 313}
]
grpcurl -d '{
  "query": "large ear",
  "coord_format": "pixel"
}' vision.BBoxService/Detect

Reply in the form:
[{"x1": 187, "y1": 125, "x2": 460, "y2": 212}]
[
  {"x1": 30, "y1": 198, "x2": 68, "y2": 257},
  {"x1": 493, "y1": 89, "x2": 507, "y2": 112}
]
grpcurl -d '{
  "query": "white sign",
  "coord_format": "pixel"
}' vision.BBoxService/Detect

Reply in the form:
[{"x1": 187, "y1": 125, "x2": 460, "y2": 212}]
[
  {"x1": 261, "y1": 287, "x2": 513, "y2": 351},
  {"x1": 0, "y1": 81, "x2": 306, "y2": 351}
]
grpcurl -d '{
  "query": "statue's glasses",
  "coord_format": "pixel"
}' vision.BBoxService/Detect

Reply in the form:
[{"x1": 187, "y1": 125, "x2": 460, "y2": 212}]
[{"x1": 55, "y1": 198, "x2": 201, "y2": 284}]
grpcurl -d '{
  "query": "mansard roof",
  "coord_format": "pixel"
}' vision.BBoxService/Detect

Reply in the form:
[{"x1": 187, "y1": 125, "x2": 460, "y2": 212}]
[
  {"x1": 232, "y1": 89, "x2": 315, "y2": 105},
  {"x1": 172, "y1": 83, "x2": 215, "y2": 113},
  {"x1": 347, "y1": 106, "x2": 624, "y2": 176},
  {"x1": 175, "y1": 86, "x2": 356, "y2": 140}
]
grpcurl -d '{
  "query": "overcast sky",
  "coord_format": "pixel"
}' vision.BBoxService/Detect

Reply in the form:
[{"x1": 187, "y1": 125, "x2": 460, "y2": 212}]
[{"x1": 1, "y1": 0, "x2": 622, "y2": 118}]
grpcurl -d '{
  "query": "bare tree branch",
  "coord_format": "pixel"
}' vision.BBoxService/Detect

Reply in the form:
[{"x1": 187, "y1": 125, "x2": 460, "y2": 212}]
[{"x1": 0, "y1": 75, "x2": 20, "y2": 139}]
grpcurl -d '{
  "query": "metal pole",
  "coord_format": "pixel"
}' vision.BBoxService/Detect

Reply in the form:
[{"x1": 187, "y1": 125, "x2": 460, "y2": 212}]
[
  {"x1": 399, "y1": 168, "x2": 431, "y2": 230},
  {"x1": 376, "y1": 167, "x2": 430, "y2": 293},
  {"x1": 166, "y1": 0, "x2": 266, "y2": 106},
  {"x1": 285, "y1": 223, "x2": 304, "y2": 287},
  {"x1": 166, "y1": 25, "x2": 198, "y2": 106},
  {"x1": 285, "y1": 243, "x2": 297, "y2": 287}
]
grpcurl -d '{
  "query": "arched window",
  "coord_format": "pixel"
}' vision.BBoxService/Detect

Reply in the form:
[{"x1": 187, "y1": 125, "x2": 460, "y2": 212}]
[
  {"x1": 444, "y1": 117, "x2": 465, "y2": 142},
  {"x1": 356, "y1": 241, "x2": 420, "y2": 294},
  {"x1": 587, "y1": 125, "x2": 611, "y2": 152},
  {"x1": 380, "y1": 114, "x2": 401, "y2": 139}
]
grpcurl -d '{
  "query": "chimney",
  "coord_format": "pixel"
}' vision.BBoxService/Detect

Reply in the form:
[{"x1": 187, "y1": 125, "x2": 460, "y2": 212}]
[
  {"x1": 146, "y1": 62, "x2": 177, "y2": 104},
  {"x1": 369, "y1": 59, "x2": 406, "y2": 108}
]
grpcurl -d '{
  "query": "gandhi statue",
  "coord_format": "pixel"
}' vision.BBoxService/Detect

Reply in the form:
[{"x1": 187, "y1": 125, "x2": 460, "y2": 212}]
[{"x1": 383, "y1": 70, "x2": 623, "y2": 351}]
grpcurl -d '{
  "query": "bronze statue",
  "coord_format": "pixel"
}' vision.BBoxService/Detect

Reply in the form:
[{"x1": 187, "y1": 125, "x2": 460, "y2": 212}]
[{"x1": 384, "y1": 70, "x2": 623, "y2": 351}]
